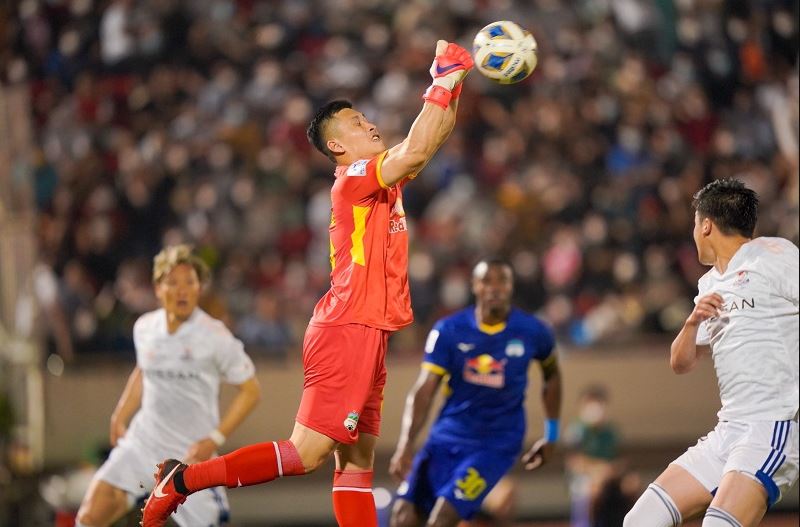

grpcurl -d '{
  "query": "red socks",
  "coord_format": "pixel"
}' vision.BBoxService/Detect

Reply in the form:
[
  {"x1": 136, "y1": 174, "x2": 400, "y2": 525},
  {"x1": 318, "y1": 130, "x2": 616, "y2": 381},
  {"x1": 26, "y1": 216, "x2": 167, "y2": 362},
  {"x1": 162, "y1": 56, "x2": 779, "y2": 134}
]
[
  {"x1": 182, "y1": 441, "x2": 377, "y2": 527},
  {"x1": 183, "y1": 440, "x2": 304, "y2": 492},
  {"x1": 332, "y1": 469, "x2": 377, "y2": 527}
]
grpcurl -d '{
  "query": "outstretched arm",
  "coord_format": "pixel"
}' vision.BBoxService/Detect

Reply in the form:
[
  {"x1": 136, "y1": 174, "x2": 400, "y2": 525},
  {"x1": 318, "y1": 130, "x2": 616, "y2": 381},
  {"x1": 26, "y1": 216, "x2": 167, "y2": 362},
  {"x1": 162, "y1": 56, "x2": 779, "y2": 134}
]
[
  {"x1": 380, "y1": 40, "x2": 473, "y2": 186},
  {"x1": 389, "y1": 368, "x2": 445, "y2": 481}
]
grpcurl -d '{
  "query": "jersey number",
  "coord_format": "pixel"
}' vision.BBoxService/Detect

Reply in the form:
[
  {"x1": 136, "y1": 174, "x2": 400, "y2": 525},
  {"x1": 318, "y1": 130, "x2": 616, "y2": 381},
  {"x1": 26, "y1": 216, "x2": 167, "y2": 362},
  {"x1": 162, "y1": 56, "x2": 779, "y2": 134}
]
[{"x1": 455, "y1": 467, "x2": 487, "y2": 501}]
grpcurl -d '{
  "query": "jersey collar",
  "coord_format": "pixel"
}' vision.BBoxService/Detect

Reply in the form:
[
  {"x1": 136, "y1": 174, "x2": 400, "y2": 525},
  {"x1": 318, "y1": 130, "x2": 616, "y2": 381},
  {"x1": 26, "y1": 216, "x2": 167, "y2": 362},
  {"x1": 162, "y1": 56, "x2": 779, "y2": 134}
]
[{"x1": 469, "y1": 307, "x2": 509, "y2": 335}]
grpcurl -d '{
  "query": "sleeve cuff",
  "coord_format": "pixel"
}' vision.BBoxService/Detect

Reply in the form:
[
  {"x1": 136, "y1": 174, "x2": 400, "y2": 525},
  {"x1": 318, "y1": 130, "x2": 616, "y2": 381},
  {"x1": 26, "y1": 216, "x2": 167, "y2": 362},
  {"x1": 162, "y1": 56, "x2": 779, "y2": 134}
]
[
  {"x1": 375, "y1": 150, "x2": 389, "y2": 189},
  {"x1": 422, "y1": 362, "x2": 448, "y2": 376}
]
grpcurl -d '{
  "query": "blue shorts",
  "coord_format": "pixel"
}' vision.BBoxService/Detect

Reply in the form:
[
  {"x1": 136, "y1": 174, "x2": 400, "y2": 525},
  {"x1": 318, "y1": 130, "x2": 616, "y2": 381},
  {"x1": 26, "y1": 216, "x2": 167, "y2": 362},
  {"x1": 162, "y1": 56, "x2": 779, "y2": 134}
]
[{"x1": 396, "y1": 440, "x2": 517, "y2": 520}]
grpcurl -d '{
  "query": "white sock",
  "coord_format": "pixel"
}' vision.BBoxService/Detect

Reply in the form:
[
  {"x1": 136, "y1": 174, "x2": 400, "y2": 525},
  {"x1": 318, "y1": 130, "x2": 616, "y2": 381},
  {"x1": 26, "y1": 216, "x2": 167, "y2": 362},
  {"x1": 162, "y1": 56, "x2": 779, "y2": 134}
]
[
  {"x1": 623, "y1": 483, "x2": 682, "y2": 527},
  {"x1": 703, "y1": 506, "x2": 743, "y2": 527}
]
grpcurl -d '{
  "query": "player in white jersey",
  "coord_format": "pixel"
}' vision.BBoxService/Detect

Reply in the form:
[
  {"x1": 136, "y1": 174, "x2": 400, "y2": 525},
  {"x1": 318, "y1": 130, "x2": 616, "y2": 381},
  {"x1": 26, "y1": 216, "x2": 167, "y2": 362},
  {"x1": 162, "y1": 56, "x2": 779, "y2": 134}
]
[
  {"x1": 625, "y1": 179, "x2": 799, "y2": 527},
  {"x1": 75, "y1": 245, "x2": 261, "y2": 527}
]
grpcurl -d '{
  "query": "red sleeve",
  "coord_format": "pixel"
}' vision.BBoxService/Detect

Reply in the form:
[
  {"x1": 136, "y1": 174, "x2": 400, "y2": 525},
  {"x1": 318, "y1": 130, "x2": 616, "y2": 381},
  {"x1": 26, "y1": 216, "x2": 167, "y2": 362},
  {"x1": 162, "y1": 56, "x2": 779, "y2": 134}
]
[{"x1": 339, "y1": 151, "x2": 389, "y2": 203}]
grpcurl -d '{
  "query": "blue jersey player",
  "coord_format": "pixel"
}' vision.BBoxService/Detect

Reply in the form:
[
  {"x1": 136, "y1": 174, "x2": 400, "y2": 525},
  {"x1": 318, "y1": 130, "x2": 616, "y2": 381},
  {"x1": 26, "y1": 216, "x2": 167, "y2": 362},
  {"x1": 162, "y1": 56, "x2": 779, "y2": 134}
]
[{"x1": 389, "y1": 258, "x2": 563, "y2": 527}]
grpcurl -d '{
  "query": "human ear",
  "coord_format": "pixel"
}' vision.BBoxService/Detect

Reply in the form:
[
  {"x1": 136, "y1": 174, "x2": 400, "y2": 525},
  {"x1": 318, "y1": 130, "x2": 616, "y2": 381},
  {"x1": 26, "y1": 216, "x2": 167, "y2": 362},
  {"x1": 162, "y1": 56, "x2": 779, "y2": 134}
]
[{"x1": 326, "y1": 139, "x2": 344, "y2": 156}]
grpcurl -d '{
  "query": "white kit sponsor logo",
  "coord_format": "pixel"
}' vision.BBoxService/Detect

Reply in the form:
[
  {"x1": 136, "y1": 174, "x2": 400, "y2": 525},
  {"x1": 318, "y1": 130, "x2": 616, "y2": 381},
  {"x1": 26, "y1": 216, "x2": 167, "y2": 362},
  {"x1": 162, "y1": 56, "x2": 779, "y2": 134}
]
[{"x1": 347, "y1": 159, "x2": 368, "y2": 176}]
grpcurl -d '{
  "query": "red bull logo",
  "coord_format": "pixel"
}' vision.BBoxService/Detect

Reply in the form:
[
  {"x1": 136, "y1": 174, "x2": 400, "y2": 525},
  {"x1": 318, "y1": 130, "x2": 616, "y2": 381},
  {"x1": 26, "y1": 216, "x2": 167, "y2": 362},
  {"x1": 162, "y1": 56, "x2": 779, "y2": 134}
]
[{"x1": 463, "y1": 354, "x2": 506, "y2": 388}]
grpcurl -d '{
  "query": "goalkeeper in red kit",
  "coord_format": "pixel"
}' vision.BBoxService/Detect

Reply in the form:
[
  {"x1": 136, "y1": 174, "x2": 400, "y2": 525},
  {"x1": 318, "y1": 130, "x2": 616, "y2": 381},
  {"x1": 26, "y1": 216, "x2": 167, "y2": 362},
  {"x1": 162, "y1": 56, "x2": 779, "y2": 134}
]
[{"x1": 141, "y1": 40, "x2": 474, "y2": 527}]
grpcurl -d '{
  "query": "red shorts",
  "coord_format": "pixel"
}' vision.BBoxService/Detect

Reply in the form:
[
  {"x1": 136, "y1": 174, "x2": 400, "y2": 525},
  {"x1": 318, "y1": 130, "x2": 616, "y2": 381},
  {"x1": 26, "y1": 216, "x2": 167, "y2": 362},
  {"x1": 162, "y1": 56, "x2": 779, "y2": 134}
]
[{"x1": 296, "y1": 323, "x2": 389, "y2": 444}]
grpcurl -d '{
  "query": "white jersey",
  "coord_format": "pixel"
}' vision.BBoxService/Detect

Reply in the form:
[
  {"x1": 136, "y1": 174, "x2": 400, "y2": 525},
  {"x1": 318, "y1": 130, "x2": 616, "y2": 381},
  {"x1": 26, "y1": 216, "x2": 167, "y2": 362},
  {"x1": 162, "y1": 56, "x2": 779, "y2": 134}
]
[
  {"x1": 696, "y1": 237, "x2": 799, "y2": 422},
  {"x1": 124, "y1": 308, "x2": 256, "y2": 457}
]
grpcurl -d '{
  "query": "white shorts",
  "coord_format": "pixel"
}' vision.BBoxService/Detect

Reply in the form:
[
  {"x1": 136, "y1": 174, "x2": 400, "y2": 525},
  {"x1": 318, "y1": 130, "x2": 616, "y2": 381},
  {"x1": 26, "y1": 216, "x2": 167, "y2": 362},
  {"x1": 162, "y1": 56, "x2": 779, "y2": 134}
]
[
  {"x1": 94, "y1": 439, "x2": 229, "y2": 527},
  {"x1": 673, "y1": 417, "x2": 799, "y2": 507}
]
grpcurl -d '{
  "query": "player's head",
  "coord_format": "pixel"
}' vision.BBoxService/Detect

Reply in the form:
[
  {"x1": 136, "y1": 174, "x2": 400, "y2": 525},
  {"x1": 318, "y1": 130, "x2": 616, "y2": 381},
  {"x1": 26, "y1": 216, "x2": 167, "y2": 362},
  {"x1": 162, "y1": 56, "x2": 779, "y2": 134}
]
[
  {"x1": 472, "y1": 257, "x2": 514, "y2": 319},
  {"x1": 578, "y1": 385, "x2": 610, "y2": 426},
  {"x1": 307, "y1": 100, "x2": 385, "y2": 164},
  {"x1": 691, "y1": 178, "x2": 758, "y2": 264},
  {"x1": 152, "y1": 244, "x2": 209, "y2": 321}
]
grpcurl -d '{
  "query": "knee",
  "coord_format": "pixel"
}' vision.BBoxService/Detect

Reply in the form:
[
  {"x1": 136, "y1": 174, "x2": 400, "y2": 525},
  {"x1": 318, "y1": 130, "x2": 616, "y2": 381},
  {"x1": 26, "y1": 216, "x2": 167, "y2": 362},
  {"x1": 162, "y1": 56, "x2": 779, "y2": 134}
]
[
  {"x1": 298, "y1": 451, "x2": 329, "y2": 473},
  {"x1": 703, "y1": 506, "x2": 744, "y2": 527},
  {"x1": 76, "y1": 496, "x2": 118, "y2": 527},
  {"x1": 75, "y1": 509, "x2": 102, "y2": 527},
  {"x1": 624, "y1": 484, "x2": 682, "y2": 527},
  {"x1": 289, "y1": 427, "x2": 337, "y2": 473}
]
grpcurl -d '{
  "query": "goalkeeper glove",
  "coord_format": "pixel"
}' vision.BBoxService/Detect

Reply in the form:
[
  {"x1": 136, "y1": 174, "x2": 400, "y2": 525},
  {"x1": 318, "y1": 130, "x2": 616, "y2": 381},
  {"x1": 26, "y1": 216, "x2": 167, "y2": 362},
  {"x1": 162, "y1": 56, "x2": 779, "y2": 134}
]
[{"x1": 424, "y1": 41, "x2": 474, "y2": 109}]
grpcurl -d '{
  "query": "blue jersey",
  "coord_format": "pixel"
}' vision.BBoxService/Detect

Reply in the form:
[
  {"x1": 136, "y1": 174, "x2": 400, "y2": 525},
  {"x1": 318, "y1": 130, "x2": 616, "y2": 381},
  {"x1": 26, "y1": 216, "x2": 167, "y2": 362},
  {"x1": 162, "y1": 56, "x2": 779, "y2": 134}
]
[{"x1": 422, "y1": 307, "x2": 555, "y2": 453}]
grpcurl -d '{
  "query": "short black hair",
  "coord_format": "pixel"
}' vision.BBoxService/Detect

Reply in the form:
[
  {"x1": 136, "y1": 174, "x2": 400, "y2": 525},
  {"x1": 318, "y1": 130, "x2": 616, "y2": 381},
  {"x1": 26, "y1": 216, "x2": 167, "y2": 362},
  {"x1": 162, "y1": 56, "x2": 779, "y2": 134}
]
[
  {"x1": 692, "y1": 178, "x2": 759, "y2": 238},
  {"x1": 307, "y1": 100, "x2": 352, "y2": 162}
]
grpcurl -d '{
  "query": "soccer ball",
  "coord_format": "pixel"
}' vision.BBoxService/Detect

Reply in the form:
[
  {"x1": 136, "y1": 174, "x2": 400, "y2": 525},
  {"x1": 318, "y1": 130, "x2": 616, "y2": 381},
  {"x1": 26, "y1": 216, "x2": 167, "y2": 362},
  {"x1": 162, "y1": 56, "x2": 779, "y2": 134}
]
[{"x1": 472, "y1": 21, "x2": 538, "y2": 84}]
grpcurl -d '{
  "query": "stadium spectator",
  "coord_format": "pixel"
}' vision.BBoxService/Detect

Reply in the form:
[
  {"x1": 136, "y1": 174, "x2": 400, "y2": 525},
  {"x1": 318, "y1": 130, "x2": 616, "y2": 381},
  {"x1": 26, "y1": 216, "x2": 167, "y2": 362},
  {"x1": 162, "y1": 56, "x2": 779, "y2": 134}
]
[{"x1": 1, "y1": 0, "x2": 797, "y2": 358}]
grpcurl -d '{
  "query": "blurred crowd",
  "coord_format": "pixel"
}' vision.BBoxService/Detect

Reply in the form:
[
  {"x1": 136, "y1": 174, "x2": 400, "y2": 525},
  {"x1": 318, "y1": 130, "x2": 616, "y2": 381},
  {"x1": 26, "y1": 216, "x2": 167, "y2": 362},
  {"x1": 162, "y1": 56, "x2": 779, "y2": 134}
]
[{"x1": 1, "y1": 0, "x2": 797, "y2": 362}]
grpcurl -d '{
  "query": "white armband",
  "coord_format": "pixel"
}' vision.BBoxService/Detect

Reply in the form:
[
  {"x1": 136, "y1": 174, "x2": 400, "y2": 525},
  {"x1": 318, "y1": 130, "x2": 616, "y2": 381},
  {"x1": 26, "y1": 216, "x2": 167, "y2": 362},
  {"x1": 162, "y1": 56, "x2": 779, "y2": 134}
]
[{"x1": 208, "y1": 429, "x2": 226, "y2": 447}]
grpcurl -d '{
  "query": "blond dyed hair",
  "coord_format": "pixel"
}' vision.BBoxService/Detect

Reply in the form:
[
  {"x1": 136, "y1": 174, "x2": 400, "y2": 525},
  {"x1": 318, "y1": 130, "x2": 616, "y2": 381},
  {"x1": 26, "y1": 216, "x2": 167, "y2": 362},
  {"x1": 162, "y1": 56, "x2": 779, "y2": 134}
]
[{"x1": 152, "y1": 244, "x2": 210, "y2": 284}]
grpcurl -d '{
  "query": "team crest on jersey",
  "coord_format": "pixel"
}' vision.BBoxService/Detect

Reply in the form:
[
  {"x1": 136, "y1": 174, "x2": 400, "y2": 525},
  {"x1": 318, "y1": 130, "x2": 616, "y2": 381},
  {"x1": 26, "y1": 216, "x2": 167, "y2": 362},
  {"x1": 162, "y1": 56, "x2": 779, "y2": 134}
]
[
  {"x1": 343, "y1": 411, "x2": 360, "y2": 432},
  {"x1": 504, "y1": 339, "x2": 525, "y2": 357},
  {"x1": 347, "y1": 159, "x2": 368, "y2": 176},
  {"x1": 733, "y1": 271, "x2": 749, "y2": 287},
  {"x1": 463, "y1": 354, "x2": 506, "y2": 388}
]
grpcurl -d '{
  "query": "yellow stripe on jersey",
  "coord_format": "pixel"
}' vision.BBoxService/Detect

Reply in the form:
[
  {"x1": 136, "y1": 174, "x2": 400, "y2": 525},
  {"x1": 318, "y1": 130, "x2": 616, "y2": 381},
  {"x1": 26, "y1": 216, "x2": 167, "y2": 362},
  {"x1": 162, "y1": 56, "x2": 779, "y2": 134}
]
[
  {"x1": 375, "y1": 150, "x2": 389, "y2": 189},
  {"x1": 350, "y1": 205, "x2": 370, "y2": 266},
  {"x1": 422, "y1": 362, "x2": 448, "y2": 377},
  {"x1": 329, "y1": 213, "x2": 336, "y2": 270},
  {"x1": 478, "y1": 321, "x2": 506, "y2": 335},
  {"x1": 440, "y1": 374, "x2": 452, "y2": 397}
]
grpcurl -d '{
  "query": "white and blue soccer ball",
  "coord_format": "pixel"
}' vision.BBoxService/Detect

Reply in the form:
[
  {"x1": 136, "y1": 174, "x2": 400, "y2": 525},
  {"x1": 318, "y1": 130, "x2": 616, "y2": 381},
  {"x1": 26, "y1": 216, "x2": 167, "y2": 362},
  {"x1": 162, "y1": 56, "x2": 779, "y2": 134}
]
[{"x1": 472, "y1": 21, "x2": 538, "y2": 84}]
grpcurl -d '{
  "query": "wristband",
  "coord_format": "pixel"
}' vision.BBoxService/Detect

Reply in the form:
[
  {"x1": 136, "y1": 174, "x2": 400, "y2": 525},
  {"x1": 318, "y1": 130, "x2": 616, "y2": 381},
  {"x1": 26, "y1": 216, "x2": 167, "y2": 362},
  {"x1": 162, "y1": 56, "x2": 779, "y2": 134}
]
[
  {"x1": 451, "y1": 82, "x2": 463, "y2": 100},
  {"x1": 423, "y1": 84, "x2": 452, "y2": 109},
  {"x1": 544, "y1": 418, "x2": 560, "y2": 443},
  {"x1": 208, "y1": 429, "x2": 226, "y2": 447}
]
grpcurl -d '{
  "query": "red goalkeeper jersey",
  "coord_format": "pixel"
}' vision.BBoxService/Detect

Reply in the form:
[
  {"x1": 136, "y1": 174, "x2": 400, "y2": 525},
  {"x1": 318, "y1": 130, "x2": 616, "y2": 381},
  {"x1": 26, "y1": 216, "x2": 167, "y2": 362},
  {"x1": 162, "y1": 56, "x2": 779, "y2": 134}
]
[{"x1": 310, "y1": 150, "x2": 414, "y2": 331}]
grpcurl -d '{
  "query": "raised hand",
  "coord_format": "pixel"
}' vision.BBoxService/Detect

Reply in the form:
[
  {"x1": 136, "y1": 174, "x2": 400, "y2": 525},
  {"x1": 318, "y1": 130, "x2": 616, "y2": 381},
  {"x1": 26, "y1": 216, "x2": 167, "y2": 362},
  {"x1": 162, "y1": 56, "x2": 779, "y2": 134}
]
[{"x1": 429, "y1": 40, "x2": 474, "y2": 90}]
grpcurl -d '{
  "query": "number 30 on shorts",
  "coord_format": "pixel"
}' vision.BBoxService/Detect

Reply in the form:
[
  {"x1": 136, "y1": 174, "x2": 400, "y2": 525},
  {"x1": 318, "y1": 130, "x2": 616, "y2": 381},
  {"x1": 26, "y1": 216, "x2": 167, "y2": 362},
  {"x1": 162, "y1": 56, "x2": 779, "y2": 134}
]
[{"x1": 454, "y1": 467, "x2": 487, "y2": 501}]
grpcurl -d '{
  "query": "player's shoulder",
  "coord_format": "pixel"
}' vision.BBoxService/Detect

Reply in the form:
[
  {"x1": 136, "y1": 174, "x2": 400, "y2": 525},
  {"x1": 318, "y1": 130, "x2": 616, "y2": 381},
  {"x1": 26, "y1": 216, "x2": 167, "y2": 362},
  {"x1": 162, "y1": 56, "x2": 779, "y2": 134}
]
[
  {"x1": 345, "y1": 158, "x2": 372, "y2": 177},
  {"x1": 748, "y1": 237, "x2": 799, "y2": 260},
  {"x1": 335, "y1": 155, "x2": 381, "y2": 181},
  {"x1": 191, "y1": 309, "x2": 236, "y2": 339},
  {"x1": 697, "y1": 267, "x2": 715, "y2": 290},
  {"x1": 435, "y1": 307, "x2": 473, "y2": 332},
  {"x1": 134, "y1": 308, "x2": 164, "y2": 334},
  {"x1": 509, "y1": 308, "x2": 551, "y2": 334}
]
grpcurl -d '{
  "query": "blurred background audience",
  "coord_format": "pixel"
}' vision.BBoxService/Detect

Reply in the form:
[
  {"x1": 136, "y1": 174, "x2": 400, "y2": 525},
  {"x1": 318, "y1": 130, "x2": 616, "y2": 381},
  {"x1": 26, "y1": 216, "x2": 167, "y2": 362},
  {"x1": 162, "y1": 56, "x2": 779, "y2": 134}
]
[{"x1": 1, "y1": 0, "x2": 797, "y2": 361}]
